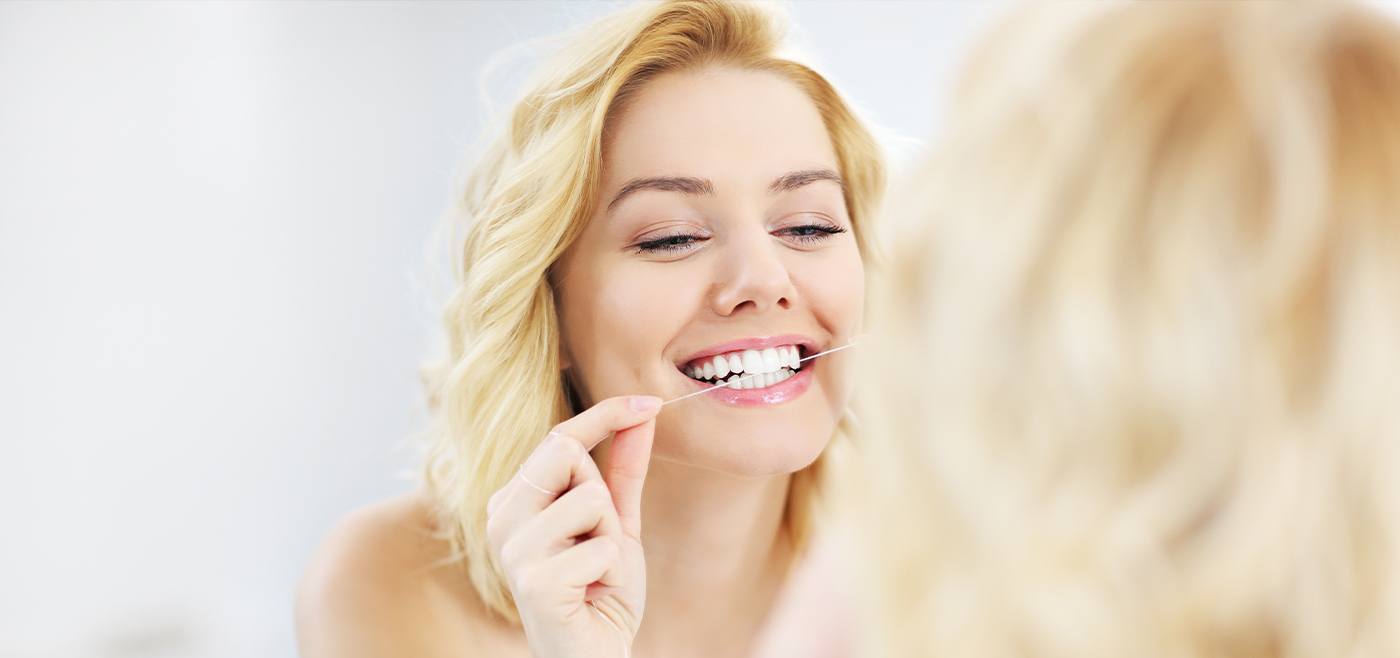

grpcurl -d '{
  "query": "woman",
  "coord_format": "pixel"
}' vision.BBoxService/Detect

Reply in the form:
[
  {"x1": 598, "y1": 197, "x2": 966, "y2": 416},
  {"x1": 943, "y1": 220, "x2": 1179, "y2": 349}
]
[
  {"x1": 839, "y1": 2, "x2": 1400, "y2": 656},
  {"x1": 296, "y1": 1, "x2": 883, "y2": 656}
]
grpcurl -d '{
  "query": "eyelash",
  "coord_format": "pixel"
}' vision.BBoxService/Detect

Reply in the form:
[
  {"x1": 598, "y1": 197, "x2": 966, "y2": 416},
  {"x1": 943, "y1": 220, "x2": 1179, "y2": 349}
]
[{"x1": 634, "y1": 223, "x2": 847, "y2": 254}]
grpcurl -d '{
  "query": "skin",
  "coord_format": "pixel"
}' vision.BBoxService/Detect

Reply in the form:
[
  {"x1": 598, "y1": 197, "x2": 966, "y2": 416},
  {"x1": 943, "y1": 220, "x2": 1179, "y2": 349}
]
[
  {"x1": 748, "y1": 531, "x2": 857, "y2": 658},
  {"x1": 296, "y1": 65, "x2": 864, "y2": 658}
]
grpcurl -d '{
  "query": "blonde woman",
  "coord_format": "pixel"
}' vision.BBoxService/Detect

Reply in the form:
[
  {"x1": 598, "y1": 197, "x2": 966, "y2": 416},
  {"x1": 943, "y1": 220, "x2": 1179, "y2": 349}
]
[
  {"x1": 295, "y1": 1, "x2": 882, "y2": 656},
  {"x1": 834, "y1": 2, "x2": 1400, "y2": 657}
]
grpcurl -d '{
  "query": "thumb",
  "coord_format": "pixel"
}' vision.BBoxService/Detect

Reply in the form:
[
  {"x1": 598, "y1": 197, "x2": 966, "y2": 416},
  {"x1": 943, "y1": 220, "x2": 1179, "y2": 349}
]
[{"x1": 604, "y1": 417, "x2": 655, "y2": 540}]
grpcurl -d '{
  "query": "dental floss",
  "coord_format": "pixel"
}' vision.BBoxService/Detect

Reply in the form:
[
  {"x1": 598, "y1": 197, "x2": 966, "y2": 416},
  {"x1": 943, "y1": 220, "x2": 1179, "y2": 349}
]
[
  {"x1": 659, "y1": 340, "x2": 860, "y2": 407},
  {"x1": 589, "y1": 603, "x2": 630, "y2": 658}
]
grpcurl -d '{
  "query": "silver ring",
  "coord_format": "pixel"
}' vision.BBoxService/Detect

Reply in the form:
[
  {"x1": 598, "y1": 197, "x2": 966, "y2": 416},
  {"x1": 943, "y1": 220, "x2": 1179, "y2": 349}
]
[{"x1": 518, "y1": 467, "x2": 560, "y2": 497}]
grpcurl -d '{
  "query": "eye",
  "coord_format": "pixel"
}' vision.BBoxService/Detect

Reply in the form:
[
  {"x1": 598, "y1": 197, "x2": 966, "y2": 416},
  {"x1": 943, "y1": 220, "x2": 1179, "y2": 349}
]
[
  {"x1": 634, "y1": 232, "x2": 708, "y2": 255},
  {"x1": 775, "y1": 221, "x2": 847, "y2": 246}
]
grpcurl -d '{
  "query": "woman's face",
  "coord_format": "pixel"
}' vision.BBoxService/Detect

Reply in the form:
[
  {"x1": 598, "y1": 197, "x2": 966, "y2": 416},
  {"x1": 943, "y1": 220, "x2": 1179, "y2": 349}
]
[{"x1": 554, "y1": 66, "x2": 864, "y2": 476}]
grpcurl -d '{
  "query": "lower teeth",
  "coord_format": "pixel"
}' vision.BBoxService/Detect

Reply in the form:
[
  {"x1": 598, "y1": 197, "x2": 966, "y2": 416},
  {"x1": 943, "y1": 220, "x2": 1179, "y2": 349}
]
[{"x1": 692, "y1": 366, "x2": 798, "y2": 389}]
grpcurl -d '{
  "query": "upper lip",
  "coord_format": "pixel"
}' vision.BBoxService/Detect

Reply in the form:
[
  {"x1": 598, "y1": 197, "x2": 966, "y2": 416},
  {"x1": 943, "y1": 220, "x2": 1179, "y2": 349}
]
[{"x1": 675, "y1": 334, "x2": 821, "y2": 368}]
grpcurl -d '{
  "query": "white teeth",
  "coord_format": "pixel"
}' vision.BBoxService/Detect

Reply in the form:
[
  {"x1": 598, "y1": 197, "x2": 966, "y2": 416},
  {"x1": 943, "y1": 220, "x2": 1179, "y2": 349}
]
[
  {"x1": 683, "y1": 345, "x2": 804, "y2": 382},
  {"x1": 708, "y1": 367, "x2": 797, "y2": 390},
  {"x1": 760, "y1": 348, "x2": 780, "y2": 373},
  {"x1": 727, "y1": 353, "x2": 743, "y2": 374},
  {"x1": 741, "y1": 349, "x2": 763, "y2": 374}
]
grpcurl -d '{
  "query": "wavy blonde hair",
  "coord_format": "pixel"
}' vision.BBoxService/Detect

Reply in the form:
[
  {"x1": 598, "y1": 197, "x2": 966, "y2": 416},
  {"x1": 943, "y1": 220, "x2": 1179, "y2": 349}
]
[
  {"x1": 858, "y1": 2, "x2": 1400, "y2": 657},
  {"x1": 420, "y1": 0, "x2": 884, "y2": 623}
]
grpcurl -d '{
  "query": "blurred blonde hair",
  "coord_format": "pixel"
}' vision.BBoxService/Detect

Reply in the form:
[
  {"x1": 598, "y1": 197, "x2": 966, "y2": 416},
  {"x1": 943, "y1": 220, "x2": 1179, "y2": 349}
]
[
  {"x1": 859, "y1": 2, "x2": 1400, "y2": 657},
  {"x1": 420, "y1": 0, "x2": 884, "y2": 623}
]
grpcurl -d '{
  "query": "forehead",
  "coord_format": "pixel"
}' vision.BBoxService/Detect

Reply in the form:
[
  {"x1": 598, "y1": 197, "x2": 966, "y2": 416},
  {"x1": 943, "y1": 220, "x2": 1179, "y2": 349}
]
[{"x1": 601, "y1": 67, "x2": 838, "y2": 192}]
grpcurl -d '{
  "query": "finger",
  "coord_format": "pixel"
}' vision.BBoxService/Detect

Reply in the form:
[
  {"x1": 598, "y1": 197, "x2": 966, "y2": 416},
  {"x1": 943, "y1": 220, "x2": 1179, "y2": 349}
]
[
  {"x1": 491, "y1": 396, "x2": 657, "y2": 543},
  {"x1": 552, "y1": 395, "x2": 661, "y2": 453},
  {"x1": 540, "y1": 535, "x2": 619, "y2": 590},
  {"x1": 515, "y1": 395, "x2": 660, "y2": 511},
  {"x1": 487, "y1": 435, "x2": 583, "y2": 546},
  {"x1": 604, "y1": 417, "x2": 656, "y2": 540},
  {"x1": 504, "y1": 480, "x2": 622, "y2": 566},
  {"x1": 490, "y1": 456, "x2": 573, "y2": 517},
  {"x1": 569, "y1": 439, "x2": 606, "y2": 490},
  {"x1": 511, "y1": 429, "x2": 593, "y2": 510}
]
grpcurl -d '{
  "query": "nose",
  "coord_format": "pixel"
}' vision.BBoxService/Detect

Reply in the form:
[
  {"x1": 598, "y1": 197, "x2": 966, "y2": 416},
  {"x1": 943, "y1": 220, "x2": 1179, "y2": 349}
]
[{"x1": 709, "y1": 227, "x2": 794, "y2": 316}]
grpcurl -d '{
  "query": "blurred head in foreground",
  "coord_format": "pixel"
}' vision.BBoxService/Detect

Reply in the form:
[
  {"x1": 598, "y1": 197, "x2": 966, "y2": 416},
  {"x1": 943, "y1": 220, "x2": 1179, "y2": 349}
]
[{"x1": 859, "y1": 2, "x2": 1400, "y2": 656}]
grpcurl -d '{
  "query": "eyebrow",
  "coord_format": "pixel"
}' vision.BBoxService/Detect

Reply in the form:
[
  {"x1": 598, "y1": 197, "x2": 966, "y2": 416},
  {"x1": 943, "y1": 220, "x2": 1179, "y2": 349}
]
[{"x1": 606, "y1": 168, "x2": 844, "y2": 212}]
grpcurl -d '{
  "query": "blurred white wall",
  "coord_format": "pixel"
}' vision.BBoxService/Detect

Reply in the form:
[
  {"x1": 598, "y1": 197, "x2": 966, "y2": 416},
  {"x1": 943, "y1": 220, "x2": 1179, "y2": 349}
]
[{"x1": 0, "y1": 2, "x2": 999, "y2": 656}]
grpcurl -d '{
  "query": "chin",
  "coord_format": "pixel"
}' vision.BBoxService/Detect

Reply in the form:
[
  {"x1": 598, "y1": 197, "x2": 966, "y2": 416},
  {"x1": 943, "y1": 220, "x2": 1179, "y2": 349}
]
[{"x1": 652, "y1": 414, "x2": 836, "y2": 477}]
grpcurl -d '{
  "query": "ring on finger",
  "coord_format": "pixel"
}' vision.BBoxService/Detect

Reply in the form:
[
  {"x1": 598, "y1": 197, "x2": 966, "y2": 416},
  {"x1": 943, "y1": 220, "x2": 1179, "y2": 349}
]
[{"x1": 518, "y1": 466, "x2": 561, "y2": 497}]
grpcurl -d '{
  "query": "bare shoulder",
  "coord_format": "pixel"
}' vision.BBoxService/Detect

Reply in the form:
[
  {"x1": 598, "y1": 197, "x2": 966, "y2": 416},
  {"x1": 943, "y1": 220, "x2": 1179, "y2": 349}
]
[{"x1": 295, "y1": 490, "x2": 522, "y2": 657}]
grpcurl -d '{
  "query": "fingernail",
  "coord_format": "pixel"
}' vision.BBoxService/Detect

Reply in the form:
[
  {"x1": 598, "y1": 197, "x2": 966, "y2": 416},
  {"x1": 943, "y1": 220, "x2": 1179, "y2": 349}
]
[{"x1": 630, "y1": 395, "x2": 661, "y2": 412}]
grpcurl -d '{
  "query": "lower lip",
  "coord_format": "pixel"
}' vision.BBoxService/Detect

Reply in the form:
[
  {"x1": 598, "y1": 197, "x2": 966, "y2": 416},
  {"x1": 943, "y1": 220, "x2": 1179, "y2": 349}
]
[{"x1": 680, "y1": 361, "x2": 814, "y2": 407}]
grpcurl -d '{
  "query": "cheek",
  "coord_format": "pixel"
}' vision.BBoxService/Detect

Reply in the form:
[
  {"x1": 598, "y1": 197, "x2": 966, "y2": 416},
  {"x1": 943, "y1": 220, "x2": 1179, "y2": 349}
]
[
  {"x1": 596, "y1": 257, "x2": 714, "y2": 326},
  {"x1": 796, "y1": 246, "x2": 865, "y2": 333},
  {"x1": 795, "y1": 247, "x2": 864, "y2": 414},
  {"x1": 569, "y1": 264, "x2": 699, "y2": 392}
]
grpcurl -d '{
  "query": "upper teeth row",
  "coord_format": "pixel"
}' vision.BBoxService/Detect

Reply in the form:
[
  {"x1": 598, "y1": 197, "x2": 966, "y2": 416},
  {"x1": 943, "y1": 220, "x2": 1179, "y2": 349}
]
[{"x1": 684, "y1": 345, "x2": 802, "y2": 381}]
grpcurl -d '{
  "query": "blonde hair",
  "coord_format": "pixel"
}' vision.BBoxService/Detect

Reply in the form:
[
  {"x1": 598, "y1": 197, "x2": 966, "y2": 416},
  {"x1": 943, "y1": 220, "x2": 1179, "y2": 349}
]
[
  {"x1": 859, "y1": 2, "x2": 1400, "y2": 657},
  {"x1": 421, "y1": 0, "x2": 884, "y2": 623}
]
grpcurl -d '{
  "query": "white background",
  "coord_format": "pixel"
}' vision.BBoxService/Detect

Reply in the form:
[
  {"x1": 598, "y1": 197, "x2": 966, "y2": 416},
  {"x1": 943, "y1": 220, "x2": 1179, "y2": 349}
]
[{"x1": 0, "y1": 1, "x2": 1015, "y2": 656}]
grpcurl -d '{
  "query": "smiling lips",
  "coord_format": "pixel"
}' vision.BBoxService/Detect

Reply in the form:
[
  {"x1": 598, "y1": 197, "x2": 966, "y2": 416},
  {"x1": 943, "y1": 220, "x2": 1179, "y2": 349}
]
[{"x1": 682, "y1": 345, "x2": 805, "y2": 390}]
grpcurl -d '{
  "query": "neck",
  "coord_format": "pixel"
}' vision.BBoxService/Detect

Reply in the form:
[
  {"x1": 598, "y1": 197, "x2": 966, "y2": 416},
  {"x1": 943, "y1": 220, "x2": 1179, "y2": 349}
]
[{"x1": 594, "y1": 442, "x2": 796, "y2": 656}]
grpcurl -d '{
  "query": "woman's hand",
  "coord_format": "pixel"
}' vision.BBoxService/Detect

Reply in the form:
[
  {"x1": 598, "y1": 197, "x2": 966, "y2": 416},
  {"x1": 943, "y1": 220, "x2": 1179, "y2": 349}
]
[{"x1": 486, "y1": 395, "x2": 662, "y2": 658}]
